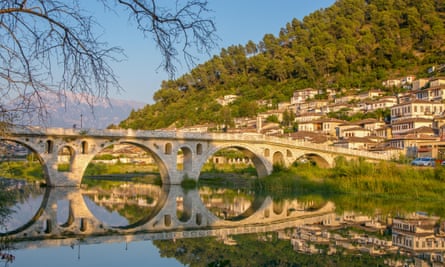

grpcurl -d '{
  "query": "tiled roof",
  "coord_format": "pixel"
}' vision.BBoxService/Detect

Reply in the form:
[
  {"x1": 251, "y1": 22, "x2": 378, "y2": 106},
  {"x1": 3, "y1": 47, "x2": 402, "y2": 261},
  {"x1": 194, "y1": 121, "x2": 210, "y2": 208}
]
[
  {"x1": 392, "y1": 100, "x2": 444, "y2": 107},
  {"x1": 388, "y1": 134, "x2": 438, "y2": 141},
  {"x1": 343, "y1": 127, "x2": 371, "y2": 132},
  {"x1": 336, "y1": 136, "x2": 376, "y2": 143},
  {"x1": 288, "y1": 131, "x2": 336, "y2": 143},
  {"x1": 405, "y1": 126, "x2": 435, "y2": 134}
]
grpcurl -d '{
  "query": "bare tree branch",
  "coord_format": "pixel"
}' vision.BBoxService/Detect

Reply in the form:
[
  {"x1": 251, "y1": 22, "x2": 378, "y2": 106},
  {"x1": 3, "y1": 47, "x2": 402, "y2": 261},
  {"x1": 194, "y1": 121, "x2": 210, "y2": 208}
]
[
  {"x1": 0, "y1": 0, "x2": 123, "y2": 127},
  {"x1": 115, "y1": 0, "x2": 218, "y2": 75},
  {"x1": 0, "y1": 0, "x2": 217, "y2": 131}
]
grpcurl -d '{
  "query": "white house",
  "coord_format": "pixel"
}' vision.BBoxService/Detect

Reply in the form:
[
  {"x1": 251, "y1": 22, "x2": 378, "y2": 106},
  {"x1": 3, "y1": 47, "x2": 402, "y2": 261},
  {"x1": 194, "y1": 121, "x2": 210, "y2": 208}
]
[
  {"x1": 390, "y1": 100, "x2": 445, "y2": 122},
  {"x1": 412, "y1": 78, "x2": 429, "y2": 91},
  {"x1": 391, "y1": 118, "x2": 433, "y2": 136},
  {"x1": 291, "y1": 88, "x2": 320, "y2": 104}
]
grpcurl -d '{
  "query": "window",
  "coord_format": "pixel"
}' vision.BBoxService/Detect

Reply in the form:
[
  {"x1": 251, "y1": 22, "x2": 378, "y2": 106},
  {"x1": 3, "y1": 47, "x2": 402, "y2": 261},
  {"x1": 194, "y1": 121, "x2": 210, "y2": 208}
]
[
  {"x1": 46, "y1": 140, "x2": 54, "y2": 153},
  {"x1": 165, "y1": 143, "x2": 172, "y2": 154},
  {"x1": 81, "y1": 141, "x2": 88, "y2": 154},
  {"x1": 196, "y1": 143, "x2": 203, "y2": 155}
]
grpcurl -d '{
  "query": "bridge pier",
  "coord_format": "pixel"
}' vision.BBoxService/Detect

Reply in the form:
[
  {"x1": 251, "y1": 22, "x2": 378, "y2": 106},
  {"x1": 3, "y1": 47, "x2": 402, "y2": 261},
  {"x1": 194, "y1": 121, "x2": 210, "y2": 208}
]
[{"x1": 43, "y1": 154, "x2": 91, "y2": 187}]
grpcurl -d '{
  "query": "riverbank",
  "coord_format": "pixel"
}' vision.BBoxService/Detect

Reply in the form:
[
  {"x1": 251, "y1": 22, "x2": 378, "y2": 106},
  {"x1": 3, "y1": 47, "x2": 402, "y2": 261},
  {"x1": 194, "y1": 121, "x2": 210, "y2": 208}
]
[
  {"x1": 0, "y1": 161, "x2": 43, "y2": 183},
  {"x1": 3, "y1": 159, "x2": 445, "y2": 202},
  {"x1": 256, "y1": 158, "x2": 445, "y2": 216},
  {"x1": 258, "y1": 158, "x2": 445, "y2": 198}
]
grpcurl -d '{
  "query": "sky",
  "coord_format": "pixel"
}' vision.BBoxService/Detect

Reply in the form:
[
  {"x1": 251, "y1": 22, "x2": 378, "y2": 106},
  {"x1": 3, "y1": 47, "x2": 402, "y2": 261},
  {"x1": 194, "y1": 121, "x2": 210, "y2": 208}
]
[{"x1": 93, "y1": 1, "x2": 337, "y2": 104}]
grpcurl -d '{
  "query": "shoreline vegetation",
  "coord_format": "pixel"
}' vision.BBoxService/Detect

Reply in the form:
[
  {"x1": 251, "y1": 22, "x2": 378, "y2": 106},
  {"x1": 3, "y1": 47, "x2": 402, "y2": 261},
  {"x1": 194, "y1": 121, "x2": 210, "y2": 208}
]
[
  {"x1": 260, "y1": 157, "x2": 445, "y2": 198},
  {"x1": 2, "y1": 158, "x2": 445, "y2": 194},
  {"x1": 1, "y1": 158, "x2": 445, "y2": 213},
  {"x1": 257, "y1": 158, "x2": 445, "y2": 217}
]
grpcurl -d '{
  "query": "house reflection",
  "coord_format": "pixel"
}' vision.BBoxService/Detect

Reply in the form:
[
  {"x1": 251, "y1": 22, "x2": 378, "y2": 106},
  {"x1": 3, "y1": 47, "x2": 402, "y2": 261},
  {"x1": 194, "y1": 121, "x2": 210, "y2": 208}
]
[
  {"x1": 287, "y1": 211, "x2": 445, "y2": 266},
  {"x1": 198, "y1": 187, "x2": 254, "y2": 220},
  {"x1": 392, "y1": 214, "x2": 445, "y2": 264}
]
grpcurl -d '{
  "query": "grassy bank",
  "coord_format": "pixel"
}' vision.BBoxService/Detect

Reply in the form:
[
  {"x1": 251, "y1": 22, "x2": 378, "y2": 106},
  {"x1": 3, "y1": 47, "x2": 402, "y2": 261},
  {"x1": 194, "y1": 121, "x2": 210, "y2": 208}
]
[
  {"x1": 84, "y1": 162, "x2": 159, "y2": 176},
  {"x1": 0, "y1": 161, "x2": 160, "y2": 184},
  {"x1": 258, "y1": 157, "x2": 445, "y2": 197},
  {"x1": 256, "y1": 157, "x2": 445, "y2": 216},
  {"x1": 3, "y1": 158, "x2": 445, "y2": 201},
  {"x1": 0, "y1": 161, "x2": 44, "y2": 183}
]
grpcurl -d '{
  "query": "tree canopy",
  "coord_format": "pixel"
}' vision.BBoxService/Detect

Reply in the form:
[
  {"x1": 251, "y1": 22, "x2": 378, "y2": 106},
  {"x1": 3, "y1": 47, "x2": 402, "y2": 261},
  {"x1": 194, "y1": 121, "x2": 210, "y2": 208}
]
[{"x1": 119, "y1": 0, "x2": 445, "y2": 130}]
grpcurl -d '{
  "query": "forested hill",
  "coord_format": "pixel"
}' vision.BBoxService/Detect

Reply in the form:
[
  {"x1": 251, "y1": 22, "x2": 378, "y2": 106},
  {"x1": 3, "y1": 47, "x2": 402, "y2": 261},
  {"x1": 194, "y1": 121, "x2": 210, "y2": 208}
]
[{"x1": 118, "y1": 0, "x2": 445, "y2": 130}]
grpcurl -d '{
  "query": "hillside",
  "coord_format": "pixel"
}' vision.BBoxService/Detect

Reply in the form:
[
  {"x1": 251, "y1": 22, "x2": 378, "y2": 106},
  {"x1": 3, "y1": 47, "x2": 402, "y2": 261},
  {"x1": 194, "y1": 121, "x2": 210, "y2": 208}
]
[{"x1": 119, "y1": 0, "x2": 445, "y2": 130}]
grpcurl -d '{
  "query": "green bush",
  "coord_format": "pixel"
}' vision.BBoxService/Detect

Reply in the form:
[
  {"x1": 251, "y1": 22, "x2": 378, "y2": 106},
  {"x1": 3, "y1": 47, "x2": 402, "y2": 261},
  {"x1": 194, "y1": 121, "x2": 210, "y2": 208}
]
[
  {"x1": 84, "y1": 163, "x2": 108, "y2": 176},
  {"x1": 57, "y1": 163, "x2": 70, "y2": 172},
  {"x1": 181, "y1": 177, "x2": 197, "y2": 189},
  {"x1": 93, "y1": 154, "x2": 115, "y2": 160}
]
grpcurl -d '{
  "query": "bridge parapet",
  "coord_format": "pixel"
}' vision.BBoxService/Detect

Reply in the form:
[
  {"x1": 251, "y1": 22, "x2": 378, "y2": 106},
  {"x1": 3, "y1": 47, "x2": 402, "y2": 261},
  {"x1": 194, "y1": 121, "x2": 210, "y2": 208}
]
[{"x1": 8, "y1": 126, "x2": 392, "y2": 158}]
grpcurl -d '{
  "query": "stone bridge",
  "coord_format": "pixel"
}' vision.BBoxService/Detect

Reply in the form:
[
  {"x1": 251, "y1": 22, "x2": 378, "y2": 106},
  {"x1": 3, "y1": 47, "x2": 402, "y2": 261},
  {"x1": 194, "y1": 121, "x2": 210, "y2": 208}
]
[
  {"x1": 4, "y1": 185, "x2": 337, "y2": 248},
  {"x1": 2, "y1": 126, "x2": 394, "y2": 186}
]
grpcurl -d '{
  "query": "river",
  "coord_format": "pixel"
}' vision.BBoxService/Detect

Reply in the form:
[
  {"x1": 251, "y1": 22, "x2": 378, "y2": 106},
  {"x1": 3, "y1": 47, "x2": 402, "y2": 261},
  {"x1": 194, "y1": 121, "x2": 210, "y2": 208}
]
[{"x1": 0, "y1": 177, "x2": 443, "y2": 267}]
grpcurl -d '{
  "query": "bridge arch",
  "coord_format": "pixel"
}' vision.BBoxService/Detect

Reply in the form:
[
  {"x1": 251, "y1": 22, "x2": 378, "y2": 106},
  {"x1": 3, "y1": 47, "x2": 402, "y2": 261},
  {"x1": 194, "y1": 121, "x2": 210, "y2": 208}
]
[
  {"x1": 176, "y1": 145, "x2": 193, "y2": 177},
  {"x1": 272, "y1": 151, "x2": 285, "y2": 167},
  {"x1": 81, "y1": 140, "x2": 171, "y2": 184},
  {"x1": 286, "y1": 149, "x2": 293, "y2": 158},
  {"x1": 197, "y1": 143, "x2": 272, "y2": 180},
  {"x1": 0, "y1": 137, "x2": 49, "y2": 184},
  {"x1": 294, "y1": 152, "x2": 332, "y2": 168},
  {"x1": 272, "y1": 200, "x2": 284, "y2": 215},
  {"x1": 117, "y1": 140, "x2": 169, "y2": 184},
  {"x1": 57, "y1": 145, "x2": 75, "y2": 171}
]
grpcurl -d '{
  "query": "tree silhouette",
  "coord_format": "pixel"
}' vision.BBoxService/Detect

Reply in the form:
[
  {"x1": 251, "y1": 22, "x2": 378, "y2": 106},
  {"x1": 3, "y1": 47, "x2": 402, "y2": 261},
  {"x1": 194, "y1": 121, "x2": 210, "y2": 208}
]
[{"x1": 0, "y1": 0, "x2": 217, "y2": 127}]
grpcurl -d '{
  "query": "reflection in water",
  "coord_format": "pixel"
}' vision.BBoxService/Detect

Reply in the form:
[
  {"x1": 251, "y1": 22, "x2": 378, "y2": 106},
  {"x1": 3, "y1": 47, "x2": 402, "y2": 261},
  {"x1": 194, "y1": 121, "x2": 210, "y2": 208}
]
[
  {"x1": 2, "y1": 178, "x2": 445, "y2": 266},
  {"x1": 199, "y1": 186, "x2": 255, "y2": 220},
  {"x1": 0, "y1": 180, "x2": 45, "y2": 233},
  {"x1": 81, "y1": 181, "x2": 163, "y2": 227}
]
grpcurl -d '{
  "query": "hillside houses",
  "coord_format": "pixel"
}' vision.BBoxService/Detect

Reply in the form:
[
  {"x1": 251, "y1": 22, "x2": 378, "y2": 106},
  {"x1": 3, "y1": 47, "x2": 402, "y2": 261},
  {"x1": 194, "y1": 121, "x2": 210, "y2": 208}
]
[
  {"x1": 206, "y1": 76, "x2": 445, "y2": 160},
  {"x1": 382, "y1": 75, "x2": 416, "y2": 89},
  {"x1": 297, "y1": 118, "x2": 344, "y2": 136},
  {"x1": 291, "y1": 88, "x2": 320, "y2": 104},
  {"x1": 244, "y1": 76, "x2": 445, "y2": 160},
  {"x1": 216, "y1": 94, "x2": 238, "y2": 106},
  {"x1": 363, "y1": 96, "x2": 398, "y2": 112}
]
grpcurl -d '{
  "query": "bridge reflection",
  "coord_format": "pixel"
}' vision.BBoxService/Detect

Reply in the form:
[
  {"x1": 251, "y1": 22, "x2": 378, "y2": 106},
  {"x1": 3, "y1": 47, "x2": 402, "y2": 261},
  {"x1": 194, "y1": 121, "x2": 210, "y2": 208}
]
[{"x1": 1, "y1": 182, "x2": 336, "y2": 250}]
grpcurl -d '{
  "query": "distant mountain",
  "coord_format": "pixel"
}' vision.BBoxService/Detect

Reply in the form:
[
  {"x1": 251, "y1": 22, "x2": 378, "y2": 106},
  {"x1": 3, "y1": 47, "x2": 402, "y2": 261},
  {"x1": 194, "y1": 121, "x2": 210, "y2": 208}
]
[{"x1": 16, "y1": 91, "x2": 145, "y2": 129}]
